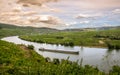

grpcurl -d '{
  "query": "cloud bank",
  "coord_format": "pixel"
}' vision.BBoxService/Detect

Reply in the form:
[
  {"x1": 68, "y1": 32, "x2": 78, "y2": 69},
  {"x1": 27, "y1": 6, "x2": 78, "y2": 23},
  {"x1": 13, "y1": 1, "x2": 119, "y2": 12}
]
[
  {"x1": 71, "y1": 0, "x2": 120, "y2": 9},
  {"x1": 112, "y1": 9, "x2": 120, "y2": 14}
]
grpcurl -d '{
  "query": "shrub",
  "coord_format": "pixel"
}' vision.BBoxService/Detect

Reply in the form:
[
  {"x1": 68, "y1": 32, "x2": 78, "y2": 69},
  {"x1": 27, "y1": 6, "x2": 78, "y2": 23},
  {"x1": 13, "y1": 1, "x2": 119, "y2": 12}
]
[
  {"x1": 109, "y1": 66, "x2": 120, "y2": 74},
  {"x1": 45, "y1": 57, "x2": 51, "y2": 62},
  {"x1": 27, "y1": 45, "x2": 34, "y2": 50},
  {"x1": 56, "y1": 36, "x2": 64, "y2": 39},
  {"x1": 53, "y1": 58, "x2": 60, "y2": 64}
]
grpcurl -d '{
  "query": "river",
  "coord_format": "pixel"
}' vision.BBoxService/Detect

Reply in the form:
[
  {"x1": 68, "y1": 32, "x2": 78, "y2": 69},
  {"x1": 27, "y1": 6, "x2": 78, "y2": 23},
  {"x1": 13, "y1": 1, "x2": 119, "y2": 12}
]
[{"x1": 1, "y1": 36, "x2": 120, "y2": 72}]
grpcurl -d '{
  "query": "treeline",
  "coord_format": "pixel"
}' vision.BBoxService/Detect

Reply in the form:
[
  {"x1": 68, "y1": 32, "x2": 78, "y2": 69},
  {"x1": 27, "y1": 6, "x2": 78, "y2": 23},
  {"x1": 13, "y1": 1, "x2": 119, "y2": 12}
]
[
  {"x1": 95, "y1": 29, "x2": 120, "y2": 40},
  {"x1": 106, "y1": 41, "x2": 120, "y2": 50},
  {"x1": 95, "y1": 35, "x2": 120, "y2": 40},
  {"x1": 95, "y1": 29, "x2": 120, "y2": 50}
]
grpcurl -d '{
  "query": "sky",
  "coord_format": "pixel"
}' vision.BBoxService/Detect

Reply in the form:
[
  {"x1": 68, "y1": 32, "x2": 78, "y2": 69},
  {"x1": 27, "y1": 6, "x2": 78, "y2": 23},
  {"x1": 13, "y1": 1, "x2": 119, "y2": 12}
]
[
  {"x1": 75, "y1": 0, "x2": 120, "y2": 9},
  {"x1": 44, "y1": 0, "x2": 120, "y2": 29},
  {"x1": 0, "y1": 0, "x2": 120, "y2": 29}
]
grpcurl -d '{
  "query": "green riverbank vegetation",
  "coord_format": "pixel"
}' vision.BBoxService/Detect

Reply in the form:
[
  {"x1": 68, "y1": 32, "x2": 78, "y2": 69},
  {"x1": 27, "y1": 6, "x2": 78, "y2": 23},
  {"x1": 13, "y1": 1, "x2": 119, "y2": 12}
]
[
  {"x1": 0, "y1": 40, "x2": 120, "y2": 75},
  {"x1": 0, "y1": 40, "x2": 103, "y2": 74},
  {"x1": 20, "y1": 28, "x2": 120, "y2": 49}
]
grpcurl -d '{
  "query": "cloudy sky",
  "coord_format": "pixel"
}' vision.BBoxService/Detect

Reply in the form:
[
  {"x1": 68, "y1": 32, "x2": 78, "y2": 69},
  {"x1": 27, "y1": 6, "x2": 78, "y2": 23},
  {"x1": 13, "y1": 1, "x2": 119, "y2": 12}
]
[
  {"x1": 46, "y1": 0, "x2": 120, "y2": 28},
  {"x1": 74, "y1": 0, "x2": 120, "y2": 9},
  {"x1": 0, "y1": 0, "x2": 120, "y2": 29}
]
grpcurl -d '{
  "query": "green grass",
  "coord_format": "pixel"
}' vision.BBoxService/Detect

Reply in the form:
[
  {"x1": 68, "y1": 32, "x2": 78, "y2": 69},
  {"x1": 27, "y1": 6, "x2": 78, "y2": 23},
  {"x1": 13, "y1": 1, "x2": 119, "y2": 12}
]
[
  {"x1": 0, "y1": 40, "x2": 106, "y2": 75},
  {"x1": 20, "y1": 28, "x2": 120, "y2": 49},
  {"x1": 0, "y1": 40, "x2": 45, "y2": 74}
]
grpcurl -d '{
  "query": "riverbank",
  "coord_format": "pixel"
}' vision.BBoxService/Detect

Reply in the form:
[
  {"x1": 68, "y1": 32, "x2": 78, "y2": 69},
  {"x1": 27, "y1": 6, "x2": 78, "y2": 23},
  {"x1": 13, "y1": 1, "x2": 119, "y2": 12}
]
[
  {"x1": 0, "y1": 40, "x2": 104, "y2": 74},
  {"x1": 1, "y1": 39, "x2": 120, "y2": 74},
  {"x1": 19, "y1": 28, "x2": 120, "y2": 49}
]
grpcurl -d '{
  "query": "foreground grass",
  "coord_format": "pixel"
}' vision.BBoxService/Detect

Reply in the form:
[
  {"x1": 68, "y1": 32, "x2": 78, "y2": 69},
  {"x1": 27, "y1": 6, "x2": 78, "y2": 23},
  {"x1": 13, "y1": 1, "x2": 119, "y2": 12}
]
[
  {"x1": 0, "y1": 40, "x2": 106, "y2": 75},
  {"x1": 20, "y1": 28, "x2": 120, "y2": 49},
  {"x1": 0, "y1": 40, "x2": 120, "y2": 75}
]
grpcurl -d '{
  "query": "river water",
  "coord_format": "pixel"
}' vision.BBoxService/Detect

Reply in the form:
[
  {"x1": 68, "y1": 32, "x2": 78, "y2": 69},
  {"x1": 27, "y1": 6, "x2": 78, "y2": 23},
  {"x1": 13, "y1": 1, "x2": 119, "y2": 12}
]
[{"x1": 1, "y1": 36, "x2": 120, "y2": 72}]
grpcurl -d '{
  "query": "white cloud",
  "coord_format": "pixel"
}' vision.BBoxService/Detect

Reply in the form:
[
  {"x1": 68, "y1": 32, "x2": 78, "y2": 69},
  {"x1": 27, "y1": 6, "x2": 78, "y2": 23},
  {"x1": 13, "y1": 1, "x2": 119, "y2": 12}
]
[
  {"x1": 75, "y1": 13, "x2": 103, "y2": 19},
  {"x1": 112, "y1": 9, "x2": 120, "y2": 14},
  {"x1": 65, "y1": 21, "x2": 90, "y2": 28},
  {"x1": 12, "y1": 5, "x2": 22, "y2": 12},
  {"x1": 0, "y1": 11, "x2": 37, "y2": 16},
  {"x1": 74, "y1": 0, "x2": 120, "y2": 9},
  {"x1": 79, "y1": 21, "x2": 90, "y2": 24},
  {"x1": 27, "y1": 15, "x2": 64, "y2": 25},
  {"x1": 65, "y1": 21, "x2": 78, "y2": 26},
  {"x1": 9, "y1": 16, "x2": 21, "y2": 21}
]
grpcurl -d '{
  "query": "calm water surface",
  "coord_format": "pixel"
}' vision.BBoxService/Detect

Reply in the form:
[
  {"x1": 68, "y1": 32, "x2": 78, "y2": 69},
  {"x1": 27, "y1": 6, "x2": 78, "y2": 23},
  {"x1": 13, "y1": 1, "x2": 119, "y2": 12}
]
[{"x1": 1, "y1": 36, "x2": 120, "y2": 72}]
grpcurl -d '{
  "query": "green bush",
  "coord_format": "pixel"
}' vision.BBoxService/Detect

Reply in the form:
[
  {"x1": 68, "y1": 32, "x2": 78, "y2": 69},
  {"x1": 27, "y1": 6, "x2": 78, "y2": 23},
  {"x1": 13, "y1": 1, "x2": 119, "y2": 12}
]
[
  {"x1": 53, "y1": 58, "x2": 60, "y2": 64},
  {"x1": 27, "y1": 45, "x2": 34, "y2": 50}
]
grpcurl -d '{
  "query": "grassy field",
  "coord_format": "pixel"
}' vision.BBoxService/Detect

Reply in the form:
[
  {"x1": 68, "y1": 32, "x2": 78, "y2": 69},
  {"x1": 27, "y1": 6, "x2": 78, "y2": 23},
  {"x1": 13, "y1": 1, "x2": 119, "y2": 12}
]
[{"x1": 20, "y1": 28, "x2": 120, "y2": 49}]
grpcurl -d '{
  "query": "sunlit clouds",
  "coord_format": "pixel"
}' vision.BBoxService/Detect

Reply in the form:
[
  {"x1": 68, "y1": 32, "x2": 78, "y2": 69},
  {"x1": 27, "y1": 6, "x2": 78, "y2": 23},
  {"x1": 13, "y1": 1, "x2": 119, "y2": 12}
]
[
  {"x1": 0, "y1": 0, "x2": 64, "y2": 28},
  {"x1": 75, "y1": 13, "x2": 103, "y2": 19},
  {"x1": 112, "y1": 9, "x2": 120, "y2": 14},
  {"x1": 0, "y1": 0, "x2": 120, "y2": 29},
  {"x1": 73, "y1": 0, "x2": 120, "y2": 9}
]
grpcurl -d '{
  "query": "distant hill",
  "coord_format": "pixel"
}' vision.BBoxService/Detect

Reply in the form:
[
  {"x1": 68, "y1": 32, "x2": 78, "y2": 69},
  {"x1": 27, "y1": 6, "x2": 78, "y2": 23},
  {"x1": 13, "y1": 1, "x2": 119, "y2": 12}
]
[
  {"x1": 0, "y1": 23, "x2": 60, "y2": 33},
  {"x1": 0, "y1": 23, "x2": 119, "y2": 32},
  {"x1": 0, "y1": 23, "x2": 60, "y2": 38},
  {"x1": 64, "y1": 26, "x2": 120, "y2": 32}
]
